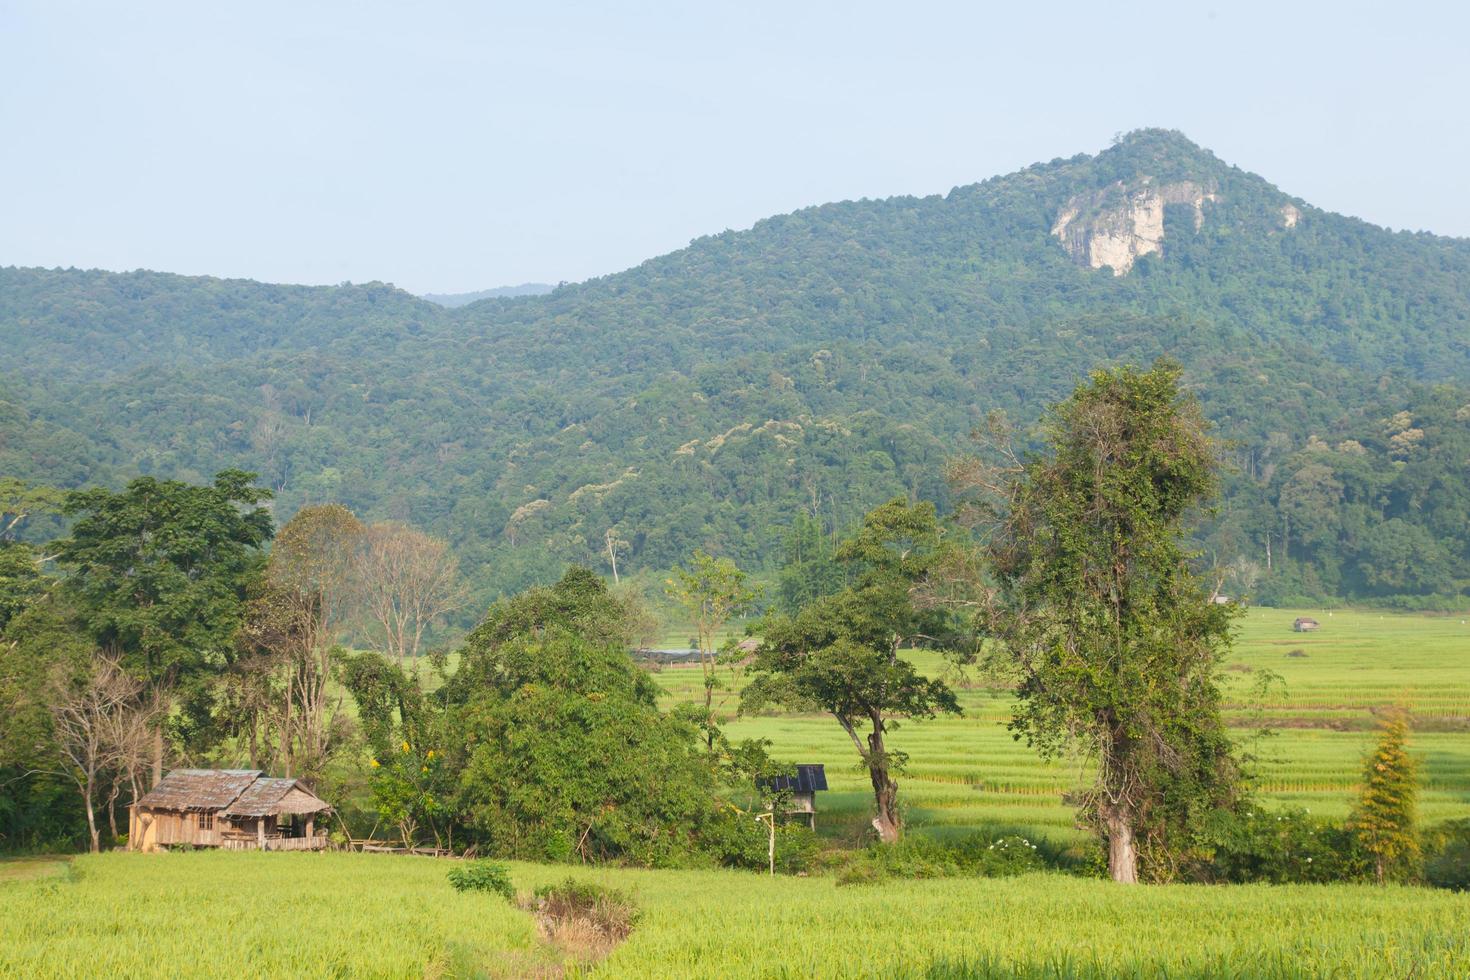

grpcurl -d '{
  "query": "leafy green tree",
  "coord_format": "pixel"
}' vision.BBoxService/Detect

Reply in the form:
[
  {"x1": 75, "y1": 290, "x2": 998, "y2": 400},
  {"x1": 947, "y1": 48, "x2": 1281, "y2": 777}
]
[
  {"x1": 0, "y1": 541, "x2": 50, "y2": 634},
  {"x1": 440, "y1": 569, "x2": 716, "y2": 863},
  {"x1": 55, "y1": 470, "x2": 273, "y2": 784},
  {"x1": 1352, "y1": 711, "x2": 1419, "y2": 884},
  {"x1": 0, "y1": 478, "x2": 64, "y2": 541},
  {"x1": 744, "y1": 499, "x2": 963, "y2": 843},
  {"x1": 775, "y1": 512, "x2": 843, "y2": 614},
  {"x1": 972, "y1": 363, "x2": 1242, "y2": 882},
  {"x1": 665, "y1": 551, "x2": 760, "y2": 740}
]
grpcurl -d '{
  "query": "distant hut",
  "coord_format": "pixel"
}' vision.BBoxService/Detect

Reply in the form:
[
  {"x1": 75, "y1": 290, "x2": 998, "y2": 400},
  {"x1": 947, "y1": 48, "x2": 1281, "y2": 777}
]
[
  {"x1": 759, "y1": 764, "x2": 828, "y2": 829},
  {"x1": 734, "y1": 637, "x2": 761, "y2": 665},
  {"x1": 130, "y1": 769, "x2": 331, "y2": 852},
  {"x1": 1293, "y1": 617, "x2": 1321, "y2": 633}
]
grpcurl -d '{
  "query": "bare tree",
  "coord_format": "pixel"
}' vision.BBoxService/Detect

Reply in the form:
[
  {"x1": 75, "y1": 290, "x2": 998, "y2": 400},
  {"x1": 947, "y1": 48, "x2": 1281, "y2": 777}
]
[
  {"x1": 603, "y1": 527, "x2": 628, "y2": 584},
  {"x1": 355, "y1": 522, "x2": 466, "y2": 665},
  {"x1": 50, "y1": 654, "x2": 144, "y2": 852}
]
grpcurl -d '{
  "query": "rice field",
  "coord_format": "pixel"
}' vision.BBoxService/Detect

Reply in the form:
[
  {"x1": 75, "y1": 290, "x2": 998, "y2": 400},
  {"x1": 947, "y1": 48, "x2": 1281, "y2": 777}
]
[
  {"x1": 2, "y1": 851, "x2": 1467, "y2": 978},
  {"x1": 655, "y1": 607, "x2": 1470, "y2": 841}
]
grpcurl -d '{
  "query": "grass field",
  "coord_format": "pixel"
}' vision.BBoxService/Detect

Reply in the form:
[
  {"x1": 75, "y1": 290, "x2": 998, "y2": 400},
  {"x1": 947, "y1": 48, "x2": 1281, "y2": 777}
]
[
  {"x1": 2, "y1": 851, "x2": 1467, "y2": 978},
  {"x1": 652, "y1": 608, "x2": 1470, "y2": 842}
]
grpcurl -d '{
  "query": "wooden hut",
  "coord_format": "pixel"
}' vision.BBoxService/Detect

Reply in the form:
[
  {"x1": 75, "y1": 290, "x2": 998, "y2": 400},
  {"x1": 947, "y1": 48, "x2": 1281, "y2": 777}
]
[
  {"x1": 1293, "y1": 616, "x2": 1321, "y2": 633},
  {"x1": 759, "y1": 764, "x2": 828, "y2": 829},
  {"x1": 130, "y1": 769, "x2": 331, "y2": 852}
]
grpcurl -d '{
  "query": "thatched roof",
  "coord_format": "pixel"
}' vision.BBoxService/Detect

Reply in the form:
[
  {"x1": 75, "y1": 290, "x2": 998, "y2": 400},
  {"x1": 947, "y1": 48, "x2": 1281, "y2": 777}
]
[
  {"x1": 222, "y1": 778, "x2": 329, "y2": 818},
  {"x1": 135, "y1": 769, "x2": 262, "y2": 812},
  {"x1": 135, "y1": 769, "x2": 329, "y2": 816}
]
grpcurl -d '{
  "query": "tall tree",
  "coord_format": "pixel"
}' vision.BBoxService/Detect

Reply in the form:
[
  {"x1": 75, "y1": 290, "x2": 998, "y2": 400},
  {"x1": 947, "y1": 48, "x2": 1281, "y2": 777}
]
[
  {"x1": 266, "y1": 503, "x2": 363, "y2": 778},
  {"x1": 1352, "y1": 711, "x2": 1419, "y2": 884},
  {"x1": 355, "y1": 521, "x2": 465, "y2": 665},
  {"x1": 56, "y1": 470, "x2": 272, "y2": 785},
  {"x1": 666, "y1": 552, "x2": 761, "y2": 742},
  {"x1": 743, "y1": 499, "x2": 963, "y2": 843},
  {"x1": 963, "y1": 362, "x2": 1241, "y2": 882}
]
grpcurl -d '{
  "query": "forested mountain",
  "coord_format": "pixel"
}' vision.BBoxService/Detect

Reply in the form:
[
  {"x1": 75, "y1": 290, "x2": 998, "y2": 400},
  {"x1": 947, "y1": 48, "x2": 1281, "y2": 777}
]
[{"x1": 4, "y1": 129, "x2": 1470, "y2": 606}]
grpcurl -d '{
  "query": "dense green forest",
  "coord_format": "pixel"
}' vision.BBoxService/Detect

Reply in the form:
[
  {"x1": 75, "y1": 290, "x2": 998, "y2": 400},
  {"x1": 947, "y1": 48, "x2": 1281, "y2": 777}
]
[{"x1": 4, "y1": 129, "x2": 1470, "y2": 606}]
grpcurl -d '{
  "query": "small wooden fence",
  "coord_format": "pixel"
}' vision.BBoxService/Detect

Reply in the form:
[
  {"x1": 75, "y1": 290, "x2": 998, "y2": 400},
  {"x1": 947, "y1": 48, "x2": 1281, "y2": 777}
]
[{"x1": 221, "y1": 835, "x2": 330, "y2": 852}]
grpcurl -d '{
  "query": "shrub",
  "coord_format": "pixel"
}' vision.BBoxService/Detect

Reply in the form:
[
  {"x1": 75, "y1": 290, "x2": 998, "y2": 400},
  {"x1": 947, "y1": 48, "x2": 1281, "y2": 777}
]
[
  {"x1": 1190, "y1": 807, "x2": 1370, "y2": 884},
  {"x1": 836, "y1": 830, "x2": 1052, "y2": 884},
  {"x1": 1423, "y1": 819, "x2": 1470, "y2": 892},
  {"x1": 446, "y1": 860, "x2": 514, "y2": 901},
  {"x1": 529, "y1": 879, "x2": 639, "y2": 943},
  {"x1": 699, "y1": 809, "x2": 821, "y2": 873}
]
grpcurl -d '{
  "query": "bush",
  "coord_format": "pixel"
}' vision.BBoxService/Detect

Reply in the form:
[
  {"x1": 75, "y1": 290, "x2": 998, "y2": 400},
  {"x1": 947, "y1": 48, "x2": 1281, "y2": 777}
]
[
  {"x1": 698, "y1": 809, "x2": 821, "y2": 874},
  {"x1": 446, "y1": 860, "x2": 514, "y2": 900},
  {"x1": 530, "y1": 879, "x2": 639, "y2": 940},
  {"x1": 836, "y1": 830, "x2": 1052, "y2": 885},
  {"x1": 1423, "y1": 819, "x2": 1470, "y2": 892},
  {"x1": 1190, "y1": 807, "x2": 1370, "y2": 884}
]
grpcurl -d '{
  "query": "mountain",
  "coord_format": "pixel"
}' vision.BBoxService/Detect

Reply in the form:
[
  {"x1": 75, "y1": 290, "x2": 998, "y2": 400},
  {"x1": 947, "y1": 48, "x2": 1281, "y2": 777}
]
[
  {"x1": 4, "y1": 129, "x2": 1470, "y2": 607},
  {"x1": 420, "y1": 284, "x2": 556, "y2": 307}
]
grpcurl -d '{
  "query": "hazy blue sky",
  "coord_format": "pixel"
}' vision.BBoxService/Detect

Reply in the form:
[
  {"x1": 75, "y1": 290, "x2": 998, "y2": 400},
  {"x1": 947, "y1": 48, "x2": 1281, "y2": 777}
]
[{"x1": 3, "y1": 1, "x2": 1467, "y2": 294}]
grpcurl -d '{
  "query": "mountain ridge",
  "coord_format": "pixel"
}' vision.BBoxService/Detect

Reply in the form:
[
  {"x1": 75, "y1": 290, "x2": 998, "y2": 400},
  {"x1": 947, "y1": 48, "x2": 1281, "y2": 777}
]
[{"x1": 4, "y1": 129, "x2": 1469, "y2": 606}]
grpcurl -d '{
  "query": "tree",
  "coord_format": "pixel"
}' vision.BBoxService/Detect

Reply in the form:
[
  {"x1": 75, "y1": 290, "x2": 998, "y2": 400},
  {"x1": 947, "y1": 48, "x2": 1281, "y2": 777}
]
[
  {"x1": 0, "y1": 478, "x2": 64, "y2": 542},
  {"x1": 743, "y1": 499, "x2": 963, "y2": 843},
  {"x1": 964, "y1": 363, "x2": 1242, "y2": 882},
  {"x1": 355, "y1": 521, "x2": 466, "y2": 665},
  {"x1": 603, "y1": 527, "x2": 628, "y2": 584},
  {"x1": 56, "y1": 470, "x2": 273, "y2": 786},
  {"x1": 1352, "y1": 711, "x2": 1419, "y2": 884},
  {"x1": 48, "y1": 653, "x2": 145, "y2": 852},
  {"x1": 265, "y1": 503, "x2": 363, "y2": 779},
  {"x1": 666, "y1": 552, "x2": 760, "y2": 741},
  {"x1": 0, "y1": 541, "x2": 50, "y2": 636}
]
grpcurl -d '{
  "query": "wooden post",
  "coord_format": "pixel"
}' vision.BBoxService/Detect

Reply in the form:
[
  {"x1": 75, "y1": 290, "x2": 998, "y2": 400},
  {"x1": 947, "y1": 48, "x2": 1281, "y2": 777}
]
[
  {"x1": 306, "y1": 815, "x2": 314, "y2": 840},
  {"x1": 757, "y1": 811, "x2": 775, "y2": 876},
  {"x1": 257, "y1": 817, "x2": 265, "y2": 850}
]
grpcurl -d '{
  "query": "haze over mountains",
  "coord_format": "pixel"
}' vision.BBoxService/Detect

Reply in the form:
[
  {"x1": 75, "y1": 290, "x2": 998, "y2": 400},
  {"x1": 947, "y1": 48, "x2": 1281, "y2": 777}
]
[
  {"x1": 4, "y1": 130, "x2": 1469, "y2": 607},
  {"x1": 421, "y1": 284, "x2": 556, "y2": 308}
]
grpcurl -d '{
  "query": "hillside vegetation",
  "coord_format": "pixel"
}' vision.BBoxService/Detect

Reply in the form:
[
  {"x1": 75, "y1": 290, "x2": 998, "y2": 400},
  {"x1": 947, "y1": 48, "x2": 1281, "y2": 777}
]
[{"x1": 4, "y1": 129, "x2": 1470, "y2": 606}]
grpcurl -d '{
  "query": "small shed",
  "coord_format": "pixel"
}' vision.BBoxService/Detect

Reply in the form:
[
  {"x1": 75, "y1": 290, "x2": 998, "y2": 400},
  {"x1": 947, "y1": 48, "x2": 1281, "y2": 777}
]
[
  {"x1": 1293, "y1": 617, "x2": 1320, "y2": 633},
  {"x1": 130, "y1": 769, "x2": 331, "y2": 852},
  {"x1": 759, "y1": 764, "x2": 828, "y2": 829}
]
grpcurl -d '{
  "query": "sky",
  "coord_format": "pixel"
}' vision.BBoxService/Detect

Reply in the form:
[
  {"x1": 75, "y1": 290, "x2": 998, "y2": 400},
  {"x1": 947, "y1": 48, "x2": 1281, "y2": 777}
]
[{"x1": 2, "y1": 1, "x2": 1468, "y2": 295}]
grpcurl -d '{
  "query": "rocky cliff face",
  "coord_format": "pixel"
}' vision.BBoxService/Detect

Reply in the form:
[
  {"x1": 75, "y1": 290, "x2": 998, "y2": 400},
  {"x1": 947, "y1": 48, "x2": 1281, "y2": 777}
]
[{"x1": 1051, "y1": 178, "x2": 1217, "y2": 275}]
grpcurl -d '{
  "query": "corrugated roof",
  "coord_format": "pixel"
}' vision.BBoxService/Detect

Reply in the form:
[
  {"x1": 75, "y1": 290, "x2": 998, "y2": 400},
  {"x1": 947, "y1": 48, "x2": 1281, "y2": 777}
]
[
  {"x1": 222, "y1": 778, "x2": 330, "y2": 817},
  {"x1": 760, "y1": 763, "x2": 828, "y2": 794},
  {"x1": 134, "y1": 769, "x2": 262, "y2": 812}
]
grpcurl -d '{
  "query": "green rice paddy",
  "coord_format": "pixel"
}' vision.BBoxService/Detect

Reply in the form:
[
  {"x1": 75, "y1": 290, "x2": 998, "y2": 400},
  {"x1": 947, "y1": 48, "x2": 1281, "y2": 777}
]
[
  {"x1": 2, "y1": 851, "x2": 1467, "y2": 978},
  {"x1": 655, "y1": 607, "x2": 1470, "y2": 840}
]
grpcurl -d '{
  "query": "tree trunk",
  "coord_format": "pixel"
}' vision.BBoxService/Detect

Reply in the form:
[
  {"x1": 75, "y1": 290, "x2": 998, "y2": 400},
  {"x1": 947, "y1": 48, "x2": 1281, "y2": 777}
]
[
  {"x1": 84, "y1": 773, "x2": 100, "y2": 854},
  {"x1": 107, "y1": 783, "x2": 120, "y2": 841},
  {"x1": 867, "y1": 726, "x2": 901, "y2": 843},
  {"x1": 1105, "y1": 807, "x2": 1138, "y2": 883}
]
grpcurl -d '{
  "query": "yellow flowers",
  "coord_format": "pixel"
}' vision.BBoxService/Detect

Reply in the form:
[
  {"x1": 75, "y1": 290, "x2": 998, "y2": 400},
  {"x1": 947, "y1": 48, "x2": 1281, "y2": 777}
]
[
  {"x1": 426, "y1": 750, "x2": 435, "y2": 760},
  {"x1": 401, "y1": 740, "x2": 410, "y2": 753},
  {"x1": 369, "y1": 759, "x2": 380, "y2": 769}
]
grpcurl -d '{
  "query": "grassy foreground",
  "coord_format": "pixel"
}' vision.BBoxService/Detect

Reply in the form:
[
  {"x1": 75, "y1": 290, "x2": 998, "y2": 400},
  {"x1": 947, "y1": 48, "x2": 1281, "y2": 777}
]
[{"x1": 2, "y1": 851, "x2": 1468, "y2": 978}]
